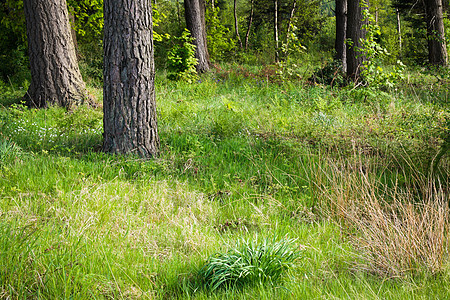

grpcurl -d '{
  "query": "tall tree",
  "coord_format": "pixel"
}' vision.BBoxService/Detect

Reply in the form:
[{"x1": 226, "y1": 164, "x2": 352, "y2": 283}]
[
  {"x1": 244, "y1": 0, "x2": 254, "y2": 50},
  {"x1": 234, "y1": 0, "x2": 243, "y2": 48},
  {"x1": 346, "y1": 0, "x2": 368, "y2": 80},
  {"x1": 185, "y1": 0, "x2": 210, "y2": 73},
  {"x1": 424, "y1": 0, "x2": 448, "y2": 66},
  {"x1": 23, "y1": 0, "x2": 90, "y2": 108},
  {"x1": 335, "y1": 0, "x2": 347, "y2": 72},
  {"x1": 103, "y1": 0, "x2": 160, "y2": 157},
  {"x1": 393, "y1": 0, "x2": 448, "y2": 66}
]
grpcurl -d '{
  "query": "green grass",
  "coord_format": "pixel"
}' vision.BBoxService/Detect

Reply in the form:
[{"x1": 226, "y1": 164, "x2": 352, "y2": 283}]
[{"x1": 0, "y1": 68, "x2": 449, "y2": 298}]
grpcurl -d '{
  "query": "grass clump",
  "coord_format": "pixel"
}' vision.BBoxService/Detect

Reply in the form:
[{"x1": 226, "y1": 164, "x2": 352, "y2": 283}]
[
  {"x1": 315, "y1": 154, "x2": 450, "y2": 277},
  {"x1": 198, "y1": 236, "x2": 300, "y2": 291}
]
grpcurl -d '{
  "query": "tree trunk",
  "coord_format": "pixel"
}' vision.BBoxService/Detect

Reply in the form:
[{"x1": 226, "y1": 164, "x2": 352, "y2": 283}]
[
  {"x1": 396, "y1": 8, "x2": 402, "y2": 58},
  {"x1": 285, "y1": 0, "x2": 296, "y2": 51},
  {"x1": 103, "y1": 0, "x2": 160, "y2": 158},
  {"x1": 185, "y1": 0, "x2": 210, "y2": 73},
  {"x1": 335, "y1": 0, "x2": 347, "y2": 73},
  {"x1": 23, "y1": 0, "x2": 89, "y2": 108},
  {"x1": 274, "y1": 0, "x2": 279, "y2": 63},
  {"x1": 346, "y1": 0, "x2": 367, "y2": 80},
  {"x1": 245, "y1": 0, "x2": 254, "y2": 50},
  {"x1": 234, "y1": 0, "x2": 243, "y2": 48},
  {"x1": 424, "y1": 0, "x2": 448, "y2": 66}
]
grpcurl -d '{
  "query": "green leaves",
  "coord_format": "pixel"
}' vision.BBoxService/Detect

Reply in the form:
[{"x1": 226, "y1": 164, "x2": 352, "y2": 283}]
[
  {"x1": 167, "y1": 29, "x2": 198, "y2": 83},
  {"x1": 199, "y1": 236, "x2": 300, "y2": 291}
]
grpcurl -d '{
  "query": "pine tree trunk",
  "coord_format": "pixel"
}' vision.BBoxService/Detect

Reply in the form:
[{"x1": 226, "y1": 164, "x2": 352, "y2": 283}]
[
  {"x1": 424, "y1": 0, "x2": 448, "y2": 66},
  {"x1": 346, "y1": 0, "x2": 367, "y2": 80},
  {"x1": 103, "y1": 0, "x2": 160, "y2": 158},
  {"x1": 23, "y1": 0, "x2": 89, "y2": 108},
  {"x1": 335, "y1": 0, "x2": 347, "y2": 73},
  {"x1": 185, "y1": 0, "x2": 210, "y2": 73}
]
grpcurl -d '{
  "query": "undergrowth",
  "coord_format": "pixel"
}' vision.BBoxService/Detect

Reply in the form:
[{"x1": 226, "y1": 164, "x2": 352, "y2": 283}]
[{"x1": 0, "y1": 68, "x2": 449, "y2": 298}]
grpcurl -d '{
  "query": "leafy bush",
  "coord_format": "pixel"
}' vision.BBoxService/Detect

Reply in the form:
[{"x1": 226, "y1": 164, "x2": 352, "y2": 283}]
[
  {"x1": 167, "y1": 29, "x2": 198, "y2": 83},
  {"x1": 199, "y1": 236, "x2": 300, "y2": 290}
]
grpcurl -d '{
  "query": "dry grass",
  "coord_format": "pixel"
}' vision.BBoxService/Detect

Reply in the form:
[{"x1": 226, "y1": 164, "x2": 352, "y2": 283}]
[{"x1": 312, "y1": 153, "x2": 450, "y2": 277}]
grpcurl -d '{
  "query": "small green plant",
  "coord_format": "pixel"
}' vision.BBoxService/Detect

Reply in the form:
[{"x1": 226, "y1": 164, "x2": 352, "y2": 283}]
[
  {"x1": 198, "y1": 236, "x2": 300, "y2": 291},
  {"x1": 167, "y1": 29, "x2": 198, "y2": 83},
  {"x1": 205, "y1": 7, "x2": 234, "y2": 61},
  {"x1": 0, "y1": 139, "x2": 23, "y2": 165},
  {"x1": 358, "y1": 1, "x2": 404, "y2": 89}
]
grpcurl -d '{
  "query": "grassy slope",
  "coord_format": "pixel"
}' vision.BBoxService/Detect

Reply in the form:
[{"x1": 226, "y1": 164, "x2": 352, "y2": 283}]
[{"x1": 0, "y1": 70, "x2": 449, "y2": 299}]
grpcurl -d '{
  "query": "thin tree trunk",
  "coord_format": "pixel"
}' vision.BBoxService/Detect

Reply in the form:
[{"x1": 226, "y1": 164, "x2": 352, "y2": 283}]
[
  {"x1": 284, "y1": 0, "x2": 296, "y2": 59},
  {"x1": 185, "y1": 0, "x2": 210, "y2": 72},
  {"x1": 177, "y1": 0, "x2": 181, "y2": 28},
  {"x1": 274, "y1": 0, "x2": 279, "y2": 63},
  {"x1": 424, "y1": 0, "x2": 448, "y2": 66},
  {"x1": 103, "y1": 0, "x2": 160, "y2": 158},
  {"x1": 396, "y1": 8, "x2": 402, "y2": 58},
  {"x1": 335, "y1": 0, "x2": 347, "y2": 73},
  {"x1": 234, "y1": 0, "x2": 243, "y2": 48},
  {"x1": 245, "y1": 0, "x2": 254, "y2": 50},
  {"x1": 346, "y1": 0, "x2": 367, "y2": 80},
  {"x1": 23, "y1": 0, "x2": 89, "y2": 108}
]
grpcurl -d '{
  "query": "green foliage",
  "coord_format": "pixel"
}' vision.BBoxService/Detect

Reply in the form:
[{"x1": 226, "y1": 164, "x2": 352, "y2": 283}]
[
  {"x1": 199, "y1": 236, "x2": 300, "y2": 290},
  {"x1": 0, "y1": 104, "x2": 102, "y2": 154},
  {"x1": 167, "y1": 29, "x2": 198, "y2": 83},
  {"x1": 358, "y1": 2, "x2": 405, "y2": 89},
  {"x1": 0, "y1": 0, "x2": 28, "y2": 83},
  {"x1": 67, "y1": 0, "x2": 103, "y2": 40},
  {"x1": 0, "y1": 139, "x2": 23, "y2": 166},
  {"x1": 206, "y1": 7, "x2": 235, "y2": 61},
  {"x1": 152, "y1": 4, "x2": 171, "y2": 43}
]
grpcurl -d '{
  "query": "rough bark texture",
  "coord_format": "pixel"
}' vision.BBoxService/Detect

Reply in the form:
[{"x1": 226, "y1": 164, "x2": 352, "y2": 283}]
[
  {"x1": 23, "y1": 0, "x2": 89, "y2": 108},
  {"x1": 103, "y1": 0, "x2": 160, "y2": 158},
  {"x1": 185, "y1": 0, "x2": 210, "y2": 73},
  {"x1": 335, "y1": 0, "x2": 347, "y2": 73},
  {"x1": 424, "y1": 0, "x2": 448, "y2": 66},
  {"x1": 346, "y1": 0, "x2": 367, "y2": 80}
]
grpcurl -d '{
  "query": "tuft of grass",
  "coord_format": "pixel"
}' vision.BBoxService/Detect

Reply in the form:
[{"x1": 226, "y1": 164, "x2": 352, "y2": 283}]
[
  {"x1": 0, "y1": 139, "x2": 23, "y2": 165},
  {"x1": 198, "y1": 236, "x2": 300, "y2": 291},
  {"x1": 314, "y1": 153, "x2": 450, "y2": 277}
]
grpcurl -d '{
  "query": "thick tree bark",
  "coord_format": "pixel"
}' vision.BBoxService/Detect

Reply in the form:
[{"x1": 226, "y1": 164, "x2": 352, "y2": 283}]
[
  {"x1": 234, "y1": 0, "x2": 243, "y2": 48},
  {"x1": 244, "y1": 0, "x2": 254, "y2": 50},
  {"x1": 23, "y1": 0, "x2": 89, "y2": 108},
  {"x1": 424, "y1": 0, "x2": 448, "y2": 66},
  {"x1": 335, "y1": 0, "x2": 347, "y2": 72},
  {"x1": 185, "y1": 0, "x2": 210, "y2": 73},
  {"x1": 346, "y1": 0, "x2": 367, "y2": 80},
  {"x1": 103, "y1": 0, "x2": 160, "y2": 158}
]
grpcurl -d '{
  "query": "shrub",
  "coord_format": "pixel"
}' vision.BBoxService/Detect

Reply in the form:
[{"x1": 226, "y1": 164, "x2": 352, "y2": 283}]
[{"x1": 167, "y1": 29, "x2": 198, "y2": 83}]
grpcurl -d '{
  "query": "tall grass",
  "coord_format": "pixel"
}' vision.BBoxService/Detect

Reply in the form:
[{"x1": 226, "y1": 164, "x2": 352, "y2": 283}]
[{"x1": 312, "y1": 151, "x2": 450, "y2": 277}]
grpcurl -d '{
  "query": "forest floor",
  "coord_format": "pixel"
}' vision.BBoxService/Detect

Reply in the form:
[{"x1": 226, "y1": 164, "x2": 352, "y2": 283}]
[{"x1": 0, "y1": 67, "x2": 449, "y2": 299}]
